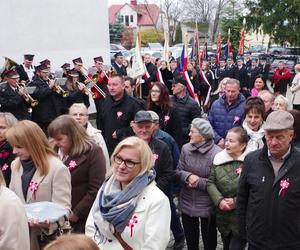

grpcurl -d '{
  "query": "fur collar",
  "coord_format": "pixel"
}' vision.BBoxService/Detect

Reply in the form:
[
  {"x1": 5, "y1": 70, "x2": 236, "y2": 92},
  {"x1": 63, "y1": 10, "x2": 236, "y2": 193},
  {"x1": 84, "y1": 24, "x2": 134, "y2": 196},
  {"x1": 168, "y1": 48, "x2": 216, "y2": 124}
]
[{"x1": 213, "y1": 148, "x2": 248, "y2": 165}]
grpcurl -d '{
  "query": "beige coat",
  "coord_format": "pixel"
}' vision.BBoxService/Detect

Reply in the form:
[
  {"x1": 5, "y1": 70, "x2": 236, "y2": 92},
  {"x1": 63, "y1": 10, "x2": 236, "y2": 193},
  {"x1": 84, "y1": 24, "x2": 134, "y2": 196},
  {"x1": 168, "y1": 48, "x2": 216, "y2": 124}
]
[
  {"x1": 86, "y1": 122, "x2": 110, "y2": 171},
  {"x1": 9, "y1": 156, "x2": 71, "y2": 250},
  {"x1": 290, "y1": 73, "x2": 300, "y2": 104},
  {"x1": 0, "y1": 185, "x2": 30, "y2": 250}
]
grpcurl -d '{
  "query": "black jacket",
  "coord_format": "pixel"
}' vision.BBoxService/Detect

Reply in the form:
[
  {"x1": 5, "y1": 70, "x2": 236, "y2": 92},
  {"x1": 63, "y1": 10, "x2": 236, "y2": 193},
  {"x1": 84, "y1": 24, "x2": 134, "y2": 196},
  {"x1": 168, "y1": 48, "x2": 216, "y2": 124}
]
[
  {"x1": 246, "y1": 66, "x2": 261, "y2": 89},
  {"x1": 150, "y1": 104, "x2": 182, "y2": 147},
  {"x1": 259, "y1": 63, "x2": 270, "y2": 81},
  {"x1": 29, "y1": 76, "x2": 65, "y2": 123},
  {"x1": 15, "y1": 64, "x2": 32, "y2": 82},
  {"x1": 237, "y1": 146, "x2": 300, "y2": 250},
  {"x1": 142, "y1": 62, "x2": 157, "y2": 98},
  {"x1": 0, "y1": 141, "x2": 15, "y2": 187},
  {"x1": 160, "y1": 68, "x2": 173, "y2": 94},
  {"x1": 149, "y1": 138, "x2": 174, "y2": 194},
  {"x1": 171, "y1": 94, "x2": 201, "y2": 146},
  {"x1": 98, "y1": 92, "x2": 142, "y2": 155},
  {"x1": 0, "y1": 82, "x2": 30, "y2": 120},
  {"x1": 237, "y1": 65, "x2": 248, "y2": 89},
  {"x1": 111, "y1": 62, "x2": 127, "y2": 76},
  {"x1": 225, "y1": 64, "x2": 239, "y2": 79}
]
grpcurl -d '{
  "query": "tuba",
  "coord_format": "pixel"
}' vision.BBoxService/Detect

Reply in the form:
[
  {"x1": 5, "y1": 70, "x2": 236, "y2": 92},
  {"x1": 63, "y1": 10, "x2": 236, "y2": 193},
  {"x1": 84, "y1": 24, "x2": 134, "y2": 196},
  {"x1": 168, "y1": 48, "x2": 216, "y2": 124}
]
[{"x1": 0, "y1": 57, "x2": 19, "y2": 82}]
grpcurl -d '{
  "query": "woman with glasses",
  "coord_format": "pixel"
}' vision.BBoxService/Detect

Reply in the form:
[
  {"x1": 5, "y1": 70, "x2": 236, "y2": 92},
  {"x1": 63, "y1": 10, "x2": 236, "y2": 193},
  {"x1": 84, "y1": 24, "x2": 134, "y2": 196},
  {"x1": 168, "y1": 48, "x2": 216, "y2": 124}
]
[
  {"x1": 48, "y1": 115, "x2": 106, "y2": 233},
  {"x1": 147, "y1": 82, "x2": 182, "y2": 147},
  {"x1": 85, "y1": 136, "x2": 171, "y2": 250}
]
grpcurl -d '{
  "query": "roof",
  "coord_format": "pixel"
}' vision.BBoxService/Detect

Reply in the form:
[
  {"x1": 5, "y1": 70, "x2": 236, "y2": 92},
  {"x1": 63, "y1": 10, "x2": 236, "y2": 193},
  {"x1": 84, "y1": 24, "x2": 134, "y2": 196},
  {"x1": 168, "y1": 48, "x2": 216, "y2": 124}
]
[{"x1": 108, "y1": 3, "x2": 161, "y2": 26}]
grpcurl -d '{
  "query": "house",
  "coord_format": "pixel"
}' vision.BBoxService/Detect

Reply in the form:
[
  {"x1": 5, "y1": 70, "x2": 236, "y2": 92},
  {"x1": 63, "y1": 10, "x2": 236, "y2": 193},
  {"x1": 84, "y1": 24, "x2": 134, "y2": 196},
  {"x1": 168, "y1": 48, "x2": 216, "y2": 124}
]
[{"x1": 108, "y1": 0, "x2": 163, "y2": 30}]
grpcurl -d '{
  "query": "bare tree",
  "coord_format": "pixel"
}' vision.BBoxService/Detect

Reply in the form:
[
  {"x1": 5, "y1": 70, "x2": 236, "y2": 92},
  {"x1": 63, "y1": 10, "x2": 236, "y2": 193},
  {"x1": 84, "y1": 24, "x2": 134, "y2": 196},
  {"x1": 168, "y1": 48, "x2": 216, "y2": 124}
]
[
  {"x1": 211, "y1": 0, "x2": 230, "y2": 41},
  {"x1": 160, "y1": 0, "x2": 183, "y2": 45},
  {"x1": 183, "y1": 0, "x2": 212, "y2": 23}
]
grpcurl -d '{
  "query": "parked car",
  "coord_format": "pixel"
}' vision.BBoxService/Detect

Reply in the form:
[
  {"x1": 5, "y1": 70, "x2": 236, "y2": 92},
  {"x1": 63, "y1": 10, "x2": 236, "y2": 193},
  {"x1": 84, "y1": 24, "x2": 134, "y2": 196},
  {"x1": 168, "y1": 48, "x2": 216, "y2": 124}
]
[
  {"x1": 146, "y1": 43, "x2": 163, "y2": 51},
  {"x1": 267, "y1": 46, "x2": 300, "y2": 56},
  {"x1": 110, "y1": 43, "x2": 131, "y2": 62},
  {"x1": 268, "y1": 55, "x2": 300, "y2": 79}
]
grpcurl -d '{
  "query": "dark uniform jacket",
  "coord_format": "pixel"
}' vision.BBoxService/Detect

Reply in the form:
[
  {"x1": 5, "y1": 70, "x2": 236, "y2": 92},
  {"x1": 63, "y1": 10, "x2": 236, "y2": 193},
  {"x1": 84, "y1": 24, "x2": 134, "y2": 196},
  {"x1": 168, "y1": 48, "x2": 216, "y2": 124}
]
[
  {"x1": 237, "y1": 65, "x2": 248, "y2": 89},
  {"x1": 171, "y1": 94, "x2": 201, "y2": 146},
  {"x1": 215, "y1": 66, "x2": 227, "y2": 86},
  {"x1": 237, "y1": 146, "x2": 300, "y2": 249},
  {"x1": 98, "y1": 92, "x2": 142, "y2": 155},
  {"x1": 29, "y1": 75, "x2": 65, "y2": 123},
  {"x1": 62, "y1": 84, "x2": 90, "y2": 108},
  {"x1": 246, "y1": 66, "x2": 261, "y2": 89},
  {"x1": 64, "y1": 144, "x2": 106, "y2": 233},
  {"x1": 111, "y1": 61, "x2": 127, "y2": 76},
  {"x1": 15, "y1": 64, "x2": 32, "y2": 83},
  {"x1": 225, "y1": 64, "x2": 239, "y2": 79},
  {"x1": 142, "y1": 62, "x2": 157, "y2": 98},
  {"x1": 0, "y1": 82, "x2": 29, "y2": 120},
  {"x1": 259, "y1": 63, "x2": 270, "y2": 82}
]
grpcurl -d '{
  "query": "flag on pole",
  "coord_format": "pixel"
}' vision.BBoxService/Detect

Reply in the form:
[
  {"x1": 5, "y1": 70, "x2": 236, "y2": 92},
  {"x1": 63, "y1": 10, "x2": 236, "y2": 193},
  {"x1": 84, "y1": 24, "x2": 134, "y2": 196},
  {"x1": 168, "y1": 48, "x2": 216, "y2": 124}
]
[
  {"x1": 180, "y1": 38, "x2": 188, "y2": 72},
  {"x1": 224, "y1": 28, "x2": 233, "y2": 59},
  {"x1": 238, "y1": 18, "x2": 246, "y2": 56},
  {"x1": 215, "y1": 33, "x2": 222, "y2": 65},
  {"x1": 131, "y1": 33, "x2": 145, "y2": 79},
  {"x1": 200, "y1": 36, "x2": 208, "y2": 67}
]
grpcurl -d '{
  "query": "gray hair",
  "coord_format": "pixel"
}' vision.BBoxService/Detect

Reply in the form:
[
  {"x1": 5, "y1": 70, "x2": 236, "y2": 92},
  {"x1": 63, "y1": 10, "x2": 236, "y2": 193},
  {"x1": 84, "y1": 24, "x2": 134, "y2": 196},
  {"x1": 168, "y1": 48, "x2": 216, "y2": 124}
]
[{"x1": 0, "y1": 112, "x2": 18, "y2": 127}]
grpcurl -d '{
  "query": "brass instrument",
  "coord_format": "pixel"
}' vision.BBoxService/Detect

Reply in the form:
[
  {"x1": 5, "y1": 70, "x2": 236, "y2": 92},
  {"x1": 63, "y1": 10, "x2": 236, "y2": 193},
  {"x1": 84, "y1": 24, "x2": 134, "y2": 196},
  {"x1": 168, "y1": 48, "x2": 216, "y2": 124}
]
[
  {"x1": 76, "y1": 81, "x2": 96, "y2": 99},
  {"x1": 80, "y1": 66, "x2": 106, "y2": 98},
  {"x1": 0, "y1": 57, "x2": 19, "y2": 82},
  {"x1": 16, "y1": 83, "x2": 39, "y2": 107},
  {"x1": 47, "y1": 77, "x2": 69, "y2": 97}
]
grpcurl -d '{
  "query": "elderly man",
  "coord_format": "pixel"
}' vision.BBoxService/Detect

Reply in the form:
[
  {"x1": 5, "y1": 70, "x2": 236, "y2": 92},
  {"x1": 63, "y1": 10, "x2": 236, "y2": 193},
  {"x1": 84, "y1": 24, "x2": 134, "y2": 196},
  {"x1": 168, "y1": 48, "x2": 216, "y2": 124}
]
[
  {"x1": 170, "y1": 76, "x2": 201, "y2": 147},
  {"x1": 208, "y1": 78, "x2": 246, "y2": 148},
  {"x1": 97, "y1": 74, "x2": 142, "y2": 155},
  {"x1": 69, "y1": 103, "x2": 110, "y2": 171},
  {"x1": 237, "y1": 111, "x2": 300, "y2": 249},
  {"x1": 258, "y1": 90, "x2": 275, "y2": 119},
  {"x1": 130, "y1": 110, "x2": 185, "y2": 250}
]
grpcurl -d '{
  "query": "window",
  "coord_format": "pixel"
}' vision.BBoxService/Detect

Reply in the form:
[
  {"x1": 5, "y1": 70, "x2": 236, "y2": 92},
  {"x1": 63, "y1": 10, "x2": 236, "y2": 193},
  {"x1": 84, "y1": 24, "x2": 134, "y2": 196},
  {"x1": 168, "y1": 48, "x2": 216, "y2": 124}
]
[
  {"x1": 130, "y1": 15, "x2": 133, "y2": 22},
  {"x1": 120, "y1": 15, "x2": 124, "y2": 22},
  {"x1": 125, "y1": 15, "x2": 129, "y2": 26}
]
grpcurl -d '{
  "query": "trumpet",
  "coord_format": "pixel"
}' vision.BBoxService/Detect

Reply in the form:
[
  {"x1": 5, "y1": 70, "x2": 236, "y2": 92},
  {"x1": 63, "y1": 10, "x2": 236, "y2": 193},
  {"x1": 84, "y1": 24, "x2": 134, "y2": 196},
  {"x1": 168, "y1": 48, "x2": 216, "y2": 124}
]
[
  {"x1": 47, "y1": 77, "x2": 69, "y2": 97},
  {"x1": 80, "y1": 66, "x2": 106, "y2": 98},
  {"x1": 16, "y1": 83, "x2": 39, "y2": 107},
  {"x1": 76, "y1": 81, "x2": 96, "y2": 99}
]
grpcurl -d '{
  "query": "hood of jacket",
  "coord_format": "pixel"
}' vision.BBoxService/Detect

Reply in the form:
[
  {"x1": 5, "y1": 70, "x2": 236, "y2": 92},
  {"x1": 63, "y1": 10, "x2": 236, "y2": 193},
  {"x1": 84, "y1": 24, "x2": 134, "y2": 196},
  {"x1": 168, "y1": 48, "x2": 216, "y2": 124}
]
[{"x1": 213, "y1": 148, "x2": 249, "y2": 165}]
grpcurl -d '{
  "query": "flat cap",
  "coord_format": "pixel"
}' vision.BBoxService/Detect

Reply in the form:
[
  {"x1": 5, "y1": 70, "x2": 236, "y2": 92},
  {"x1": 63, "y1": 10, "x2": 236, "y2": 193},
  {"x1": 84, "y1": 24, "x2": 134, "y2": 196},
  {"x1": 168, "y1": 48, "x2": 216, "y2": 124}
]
[
  {"x1": 169, "y1": 76, "x2": 186, "y2": 86},
  {"x1": 134, "y1": 110, "x2": 153, "y2": 123},
  {"x1": 263, "y1": 110, "x2": 294, "y2": 131}
]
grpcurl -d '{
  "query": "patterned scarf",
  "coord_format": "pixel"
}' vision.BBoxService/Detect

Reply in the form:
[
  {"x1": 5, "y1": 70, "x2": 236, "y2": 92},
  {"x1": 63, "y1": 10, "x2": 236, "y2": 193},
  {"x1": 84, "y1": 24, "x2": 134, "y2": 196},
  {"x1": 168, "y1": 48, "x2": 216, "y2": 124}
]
[{"x1": 95, "y1": 169, "x2": 156, "y2": 241}]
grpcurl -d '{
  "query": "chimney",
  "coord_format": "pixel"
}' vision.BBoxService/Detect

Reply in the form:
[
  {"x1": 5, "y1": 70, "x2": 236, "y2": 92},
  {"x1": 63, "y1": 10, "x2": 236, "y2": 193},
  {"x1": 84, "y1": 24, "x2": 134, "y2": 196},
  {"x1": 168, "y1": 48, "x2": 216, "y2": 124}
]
[{"x1": 130, "y1": 0, "x2": 137, "y2": 6}]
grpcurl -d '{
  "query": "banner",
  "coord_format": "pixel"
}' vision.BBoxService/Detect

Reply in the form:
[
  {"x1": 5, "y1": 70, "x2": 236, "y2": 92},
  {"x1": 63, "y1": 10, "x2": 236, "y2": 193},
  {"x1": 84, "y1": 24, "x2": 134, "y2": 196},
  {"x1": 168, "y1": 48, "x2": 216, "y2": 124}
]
[{"x1": 131, "y1": 33, "x2": 145, "y2": 79}]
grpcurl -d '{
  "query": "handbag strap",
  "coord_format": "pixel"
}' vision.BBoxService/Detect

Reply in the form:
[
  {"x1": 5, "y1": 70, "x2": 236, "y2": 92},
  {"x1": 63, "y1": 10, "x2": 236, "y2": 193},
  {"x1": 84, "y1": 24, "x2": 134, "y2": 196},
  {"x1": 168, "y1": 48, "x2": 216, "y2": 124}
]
[{"x1": 113, "y1": 232, "x2": 133, "y2": 250}]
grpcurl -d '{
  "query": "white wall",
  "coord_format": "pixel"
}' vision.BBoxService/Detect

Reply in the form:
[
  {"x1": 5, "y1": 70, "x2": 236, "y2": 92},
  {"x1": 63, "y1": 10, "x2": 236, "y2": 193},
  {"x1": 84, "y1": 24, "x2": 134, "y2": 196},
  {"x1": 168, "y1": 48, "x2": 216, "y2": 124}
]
[
  {"x1": 0, "y1": 0, "x2": 110, "y2": 69},
  {"x1": 119, "y1": 5, "x2": 137, "y2": 27}
]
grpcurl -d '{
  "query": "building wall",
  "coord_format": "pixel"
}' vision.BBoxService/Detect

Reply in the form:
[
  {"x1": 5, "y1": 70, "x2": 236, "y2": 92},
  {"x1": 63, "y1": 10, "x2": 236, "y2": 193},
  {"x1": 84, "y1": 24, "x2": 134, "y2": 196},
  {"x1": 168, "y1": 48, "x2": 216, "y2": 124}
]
[
  {"x1": 118, "y1": 5, "x2": 138, "y2": 28},
  {"x1": 0, "y1": 0, "x2": 110, "y2": 69}
]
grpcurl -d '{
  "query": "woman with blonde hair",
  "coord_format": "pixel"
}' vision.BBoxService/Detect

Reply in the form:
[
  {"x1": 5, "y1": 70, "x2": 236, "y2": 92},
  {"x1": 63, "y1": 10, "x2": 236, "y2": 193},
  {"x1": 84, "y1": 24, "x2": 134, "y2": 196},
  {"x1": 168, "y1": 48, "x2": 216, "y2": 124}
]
[
  {"x1": 290, "y1": 64, "x2": 300, "y2": 110},
  {"x1": 272, "y1": 94, "x2": 291, "y2": 111},
  {"x1": 0, "y1": 112, "x2": 18, "y2": 186},
  {"x1": 86, "y1": 136, "x2": 171, "y2": 250},
  {"x1": 44, "y1": 234, "x2": 99, "y2": 250},
  {"x1": 7, "y1": 120, "x2": 71, "y2": 250},
  {"x1": 48, "y1": 114, "x2": 106, "y2": 233},
  {"x1": 0, "y1": 171, "x2": 30, "y2": 250}
]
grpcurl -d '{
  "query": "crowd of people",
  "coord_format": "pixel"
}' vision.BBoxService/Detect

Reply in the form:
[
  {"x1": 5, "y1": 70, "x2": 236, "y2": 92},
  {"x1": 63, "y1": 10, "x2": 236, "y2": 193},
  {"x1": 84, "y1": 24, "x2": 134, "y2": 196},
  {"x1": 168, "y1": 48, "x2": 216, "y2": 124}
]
[{"x1": 1, "y1": 51, "x2": 300, "y2": 250}]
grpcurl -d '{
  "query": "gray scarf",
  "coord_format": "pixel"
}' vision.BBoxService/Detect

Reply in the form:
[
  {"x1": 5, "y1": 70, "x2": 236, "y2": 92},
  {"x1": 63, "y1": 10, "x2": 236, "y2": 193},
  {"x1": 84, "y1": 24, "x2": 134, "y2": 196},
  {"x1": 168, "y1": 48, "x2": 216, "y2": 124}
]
[{"x1": 98, "y1": 169, "x2": 156, "y2": 234}]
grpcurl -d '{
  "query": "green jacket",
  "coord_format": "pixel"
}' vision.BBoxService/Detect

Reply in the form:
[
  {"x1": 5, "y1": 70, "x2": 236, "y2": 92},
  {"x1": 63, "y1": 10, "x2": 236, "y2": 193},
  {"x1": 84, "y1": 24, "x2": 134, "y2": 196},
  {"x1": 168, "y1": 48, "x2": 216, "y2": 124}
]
[{"x1": 207, "y1": 149, "x2": 246, "y2": 236}]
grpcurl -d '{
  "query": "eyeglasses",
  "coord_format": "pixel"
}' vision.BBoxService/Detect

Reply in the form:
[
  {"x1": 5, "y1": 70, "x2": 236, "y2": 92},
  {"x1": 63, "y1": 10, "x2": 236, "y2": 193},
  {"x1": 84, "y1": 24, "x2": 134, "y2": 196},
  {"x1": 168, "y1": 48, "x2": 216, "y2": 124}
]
[{"x1": 114, "y1": 155, "x2": 141, "y2": 169}]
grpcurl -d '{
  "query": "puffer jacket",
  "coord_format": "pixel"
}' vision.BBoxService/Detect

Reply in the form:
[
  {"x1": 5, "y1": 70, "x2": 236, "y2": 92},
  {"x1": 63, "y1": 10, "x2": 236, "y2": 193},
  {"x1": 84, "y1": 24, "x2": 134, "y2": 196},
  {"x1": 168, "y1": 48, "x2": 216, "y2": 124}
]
[
  {"x1": 208, "y1": 94, "x2": 246, "y2": 143},
  {"x1": 176, "y1": 140, "x2": 221, "y2": 218},
  {"x1": 207, "y1": 149, "x2": 248, "y2": 236}
]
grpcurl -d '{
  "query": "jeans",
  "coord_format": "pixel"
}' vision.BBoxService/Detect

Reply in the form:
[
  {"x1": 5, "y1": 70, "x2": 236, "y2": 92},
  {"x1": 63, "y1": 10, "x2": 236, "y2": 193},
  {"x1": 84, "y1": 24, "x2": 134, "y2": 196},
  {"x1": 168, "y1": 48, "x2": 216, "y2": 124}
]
[
  {"x1": 181, "y1": 213, "x2": 217, "y2": 250},
  {"x1": 169, "y1": 196, "x2": 185, "y2": 241}
]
